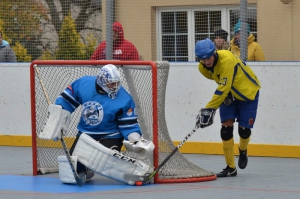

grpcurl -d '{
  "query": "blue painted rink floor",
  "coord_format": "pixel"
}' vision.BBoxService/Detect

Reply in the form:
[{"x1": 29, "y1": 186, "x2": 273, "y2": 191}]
[
  {"x1": 1, "y1": 146, "x2": 300, "y2": 199},
  {"x1": 0, "y1": 174, "x2": 139, "y2": 193}
]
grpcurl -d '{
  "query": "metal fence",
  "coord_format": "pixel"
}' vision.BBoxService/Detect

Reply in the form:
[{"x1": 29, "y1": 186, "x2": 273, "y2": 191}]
[{"x1": 0, "y1": 0, "x2": 297, "y2": 62}]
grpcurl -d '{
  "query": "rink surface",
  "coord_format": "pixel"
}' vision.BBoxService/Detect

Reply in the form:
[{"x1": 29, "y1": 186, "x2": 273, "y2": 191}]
[{"x1": 0, "y1": 146, "x2": 299, "y2": 199}]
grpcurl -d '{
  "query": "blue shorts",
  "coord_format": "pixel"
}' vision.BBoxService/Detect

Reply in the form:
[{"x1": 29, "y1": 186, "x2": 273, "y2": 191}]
[{"x1": 219, "y1": 91, "x2": 259, "y2": 128}]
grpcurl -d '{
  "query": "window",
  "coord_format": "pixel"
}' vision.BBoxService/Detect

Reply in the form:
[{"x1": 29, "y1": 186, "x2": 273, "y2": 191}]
[
  {"x1": 157, "y1": 5, "x2": 257, "y2": 62},
  {"x1": 161, "y1": 11, "x2": 189, "y2": 62},
  {"x1": 194, "y1": 10, "x2": 222, "y2": 41}
]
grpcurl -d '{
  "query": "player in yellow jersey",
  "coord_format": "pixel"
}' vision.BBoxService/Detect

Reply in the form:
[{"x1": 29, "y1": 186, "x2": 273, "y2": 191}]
[{"x1": 194, "y1": 38, "x2": 261, "y2": 177}]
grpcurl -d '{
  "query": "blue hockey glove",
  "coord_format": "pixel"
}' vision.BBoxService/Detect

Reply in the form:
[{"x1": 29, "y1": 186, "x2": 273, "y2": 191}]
[{"x1": 196, "y1": 108, "x2": 216, "y2": 128}]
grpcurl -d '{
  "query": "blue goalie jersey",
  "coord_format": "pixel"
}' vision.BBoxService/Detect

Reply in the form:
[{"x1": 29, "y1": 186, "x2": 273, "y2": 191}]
[{"x1": 55, "y1": 76, "x2": 141, "y2": 140}]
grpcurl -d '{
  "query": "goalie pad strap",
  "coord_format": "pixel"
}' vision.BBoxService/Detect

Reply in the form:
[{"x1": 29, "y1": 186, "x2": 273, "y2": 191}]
[
  {"x1": 72, "y1": 133, "x2": 153, "y2": 185},
  {"x1": 38, "y1": 104, "x2": 71, "y2": 141}
]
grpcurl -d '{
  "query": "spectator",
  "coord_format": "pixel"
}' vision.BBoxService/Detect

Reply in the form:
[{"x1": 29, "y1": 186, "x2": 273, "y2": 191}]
[
  {"x1": 91, "y1": 21, "x2": 139, "y2": 60},
  {"x1": 0, "y1": 31, "x2": 17, "y2": 62},
  {"x1": 229, "y1": 19, "x2": 265, "y2": 61},
  {"x1": 213, "y1": 29, "x2": 229, "y2": 50}
]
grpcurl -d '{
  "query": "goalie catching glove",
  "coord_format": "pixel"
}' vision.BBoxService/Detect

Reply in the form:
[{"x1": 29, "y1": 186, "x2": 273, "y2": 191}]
[
  {"x1": 38, "y1": 104, "x2": 71, "y2": 141},
  {"x1": 123, "y1": 132, "x2": 155, "y2": 160},
  {"x1": 196, "y1": 108, "x2": 216, "y2": 128}
]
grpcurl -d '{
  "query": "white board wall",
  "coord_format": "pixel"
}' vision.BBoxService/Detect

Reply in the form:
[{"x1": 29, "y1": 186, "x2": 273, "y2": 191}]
[
  {"x1": 1, "y1": 62, "x2": 299, "y2": 145},
  {"x1": 0, "y1": 63, "x2": 31, "y2": 136},
  {"x1": 165, "y1": 62, "x2": 300, "y2": 145}
]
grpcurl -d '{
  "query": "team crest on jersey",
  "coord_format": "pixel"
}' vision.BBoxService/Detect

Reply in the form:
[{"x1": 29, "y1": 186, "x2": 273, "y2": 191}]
[
  {"x1": 248, "y1": 118, "x2": 254, "y2": 125},
  {"x1": 127, "y1": 108, "x2": 133, "y2": 116},
  {"x1": 82, "y1": 101, "x2": 104, "y2": 126}
]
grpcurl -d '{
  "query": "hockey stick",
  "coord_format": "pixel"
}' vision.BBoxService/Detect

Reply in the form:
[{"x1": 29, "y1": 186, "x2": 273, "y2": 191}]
[
  {"x1": 60, "y1": 135, "x2": 86, "y2": 186},
  {"x1": 124, "y1": 123, "x2": 200, "y2": 183},
  {"x1": 34, "y1": 65, "x2": 86, "y2": 187}
]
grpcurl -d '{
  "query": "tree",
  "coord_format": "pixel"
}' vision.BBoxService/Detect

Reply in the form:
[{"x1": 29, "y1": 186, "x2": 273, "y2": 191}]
[
  {"x1": 82, "y1": 33, "x2": 97, "y2": 60},
  {"x1": 1, "y1": 19, "x2": 31, "y2": 62},
  {"x1": 0, "y1": 0, "x2": 49, "y2": 60},
  {"x1": 42, "y1": 0, "x2": 102, "y2": 58},
  {"x1": 12, "y1": 42, "x2": 32, "y2": 62},
  {"x1": 0, "y1": 0, "x2": 102, "y2": 61},
  {"x1": 0, "y1": 19, "x2": 10, "y2": 43},
  {"x1": 55, "y1": 13, "x2": 85, "y2": 60},
  {"x1": 45, "y1": 0, "x2": 101, "y2": 33}
]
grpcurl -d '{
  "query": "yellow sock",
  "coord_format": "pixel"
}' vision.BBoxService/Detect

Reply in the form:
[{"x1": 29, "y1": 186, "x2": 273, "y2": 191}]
[
  {"x1": 239, "y1": 137, "x2": 250, "y2": 151},
  {"x1": 222, "y1": 138, "x2": 235, "y2": 168}
]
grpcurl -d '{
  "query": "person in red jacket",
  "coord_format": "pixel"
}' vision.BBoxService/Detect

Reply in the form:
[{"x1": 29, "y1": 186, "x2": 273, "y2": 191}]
[{"x1": 91, "y1": 21, "x2": 140, "y2": 60}]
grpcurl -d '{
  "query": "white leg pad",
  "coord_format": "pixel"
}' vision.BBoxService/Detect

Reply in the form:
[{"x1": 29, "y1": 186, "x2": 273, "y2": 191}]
[
  {"x1": 57, "y1": 156, "x2": 78, "y2": 184},
  {"x1": 72, "y1": 133, "x2": 153, "y2": 185}
]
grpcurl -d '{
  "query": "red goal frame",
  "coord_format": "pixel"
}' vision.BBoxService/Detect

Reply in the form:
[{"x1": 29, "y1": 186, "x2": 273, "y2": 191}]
[
  {"x1": 30, "y1": 60, "x2": 159, "y2": 180},
  {"x1": 30, "y1": 60, "x2": 216, "y2": 184}
]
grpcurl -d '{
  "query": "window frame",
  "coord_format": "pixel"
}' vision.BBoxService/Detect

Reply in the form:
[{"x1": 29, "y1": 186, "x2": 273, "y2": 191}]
[{"x1": 157, "y1": 5, "x2": 256, "y2": 61}]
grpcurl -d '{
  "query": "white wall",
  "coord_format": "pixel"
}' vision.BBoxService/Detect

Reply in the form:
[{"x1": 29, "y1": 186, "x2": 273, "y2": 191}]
[
  {"x1": 0, "y1": 63, "x2": 31, "y2": 136},
  {"x1": 166, "y1": 62, "x2": 300, "y2": 145},
  {"x1": 1, "y1": 62, "x2": 300, "y2": 145}
]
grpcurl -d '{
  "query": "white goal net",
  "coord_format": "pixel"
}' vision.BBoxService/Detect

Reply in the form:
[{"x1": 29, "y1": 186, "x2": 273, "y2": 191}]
[{"x1": 30, "y1": 60, "x2": 216, "y2": 183}]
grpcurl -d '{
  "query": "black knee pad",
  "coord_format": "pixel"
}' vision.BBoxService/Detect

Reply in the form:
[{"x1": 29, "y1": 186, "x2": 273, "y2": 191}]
[
  {"x1": 238, "y1": 127, "x2": 251, "y2": 139},
  {"x1": 220, "y1": 126, "x2": 233, "y2": 141}
]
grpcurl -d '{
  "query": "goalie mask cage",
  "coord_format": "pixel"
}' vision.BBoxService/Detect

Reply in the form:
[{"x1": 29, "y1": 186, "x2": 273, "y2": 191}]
[{"x1": 30, "y1": 60, "x2": 216, "y2": 184}]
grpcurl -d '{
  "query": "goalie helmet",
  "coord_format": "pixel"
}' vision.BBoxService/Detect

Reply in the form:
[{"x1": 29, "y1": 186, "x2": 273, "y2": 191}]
[
  {"x1": 195, "y1": 38, "x2": 216, "y2": 60},
  {"x1": 97, "y1": 64, "x2": 121, "y2": 99}
]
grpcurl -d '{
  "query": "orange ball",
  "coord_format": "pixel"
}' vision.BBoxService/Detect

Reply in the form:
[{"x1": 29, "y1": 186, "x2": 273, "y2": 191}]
[{"x1": 135, "y1": 181, "x2": 143, "y2": 186}]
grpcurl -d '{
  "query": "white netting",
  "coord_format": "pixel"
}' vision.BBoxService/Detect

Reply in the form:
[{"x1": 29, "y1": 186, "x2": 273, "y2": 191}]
[{"x1": 31, "y1": 61, "x2": 215, "y2": 183}]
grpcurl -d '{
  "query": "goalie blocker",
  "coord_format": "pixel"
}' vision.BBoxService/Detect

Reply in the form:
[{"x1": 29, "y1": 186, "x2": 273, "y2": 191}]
[
  {"x1": 38, "y1": 104, "x2": 71, "y2": 141},
  {"x1": 58, "y1": 133, "x2": 154, "y2": 185}
]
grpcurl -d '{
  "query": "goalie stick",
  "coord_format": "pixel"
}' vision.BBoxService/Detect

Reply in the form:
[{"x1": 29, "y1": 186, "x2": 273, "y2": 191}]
[
  {"x1": 60, "y1": 135, "x2": 86, "y2": 186},
  {"x1": 124, "y1": 123, "x2": 200, "y2": 183},
  {"x1": 34, "y1": 65, "x2": 86, "y2": 187}
]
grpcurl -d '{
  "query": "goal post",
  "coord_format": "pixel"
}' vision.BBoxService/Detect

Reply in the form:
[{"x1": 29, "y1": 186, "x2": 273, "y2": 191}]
[{"x1": 30, "y1": 60, "x2": 216, "y2": 184}]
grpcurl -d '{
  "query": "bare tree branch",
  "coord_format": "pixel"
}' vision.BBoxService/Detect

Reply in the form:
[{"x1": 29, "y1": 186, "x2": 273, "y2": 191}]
[
  {"x1": 45, "y1": 0, "x2": 62, "y2": 32},
  {"x1": 75, "y1": 0, "x2": 90, "y2": 32},
  {"x1": 61, "y1": 0, "x2": 72, "y2": 17}
]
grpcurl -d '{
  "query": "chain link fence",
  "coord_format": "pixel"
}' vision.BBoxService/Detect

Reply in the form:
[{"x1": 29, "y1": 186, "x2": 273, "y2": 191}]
[{"x1": 0, "y1": 0, "x2": 297, "y2": 62}]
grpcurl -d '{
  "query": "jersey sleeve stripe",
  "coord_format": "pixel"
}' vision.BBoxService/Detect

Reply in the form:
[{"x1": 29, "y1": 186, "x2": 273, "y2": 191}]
[
  {"x1": 118, "y1": 118, "x2": 138, "y2": 125},
  {"x1": 238, "y1": 64, "x2": 260, "y2": 86},
  {"x1": 61, "y1": 91, "x2": 81, "y2": 108},
  {"x1": 214, "y1": 90, "x2": 223, "y2": 95},
  {"x1": 118, "y1": 123, "x2": 140, "y2": 129},
  {"x1": 232, "y1": 64, "x2": 238, "y2": 83},
  {"x1": 231, "y1": 87, "x2": 250, "y2": 101}
]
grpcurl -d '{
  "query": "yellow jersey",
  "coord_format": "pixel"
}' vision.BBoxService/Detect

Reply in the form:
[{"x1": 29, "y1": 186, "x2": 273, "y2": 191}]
[{"x1": 198, "y1": 50, "x2": 261, "y2": 109}]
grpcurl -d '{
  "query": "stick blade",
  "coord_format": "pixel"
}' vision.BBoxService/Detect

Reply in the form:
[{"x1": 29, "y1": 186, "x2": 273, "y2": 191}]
[
  {"x1": 123, "y1": 173, "x2": 150, "y2": 182},
  {"x1": 75, "y1": 172, "x2": 86, "y2": 187}
]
